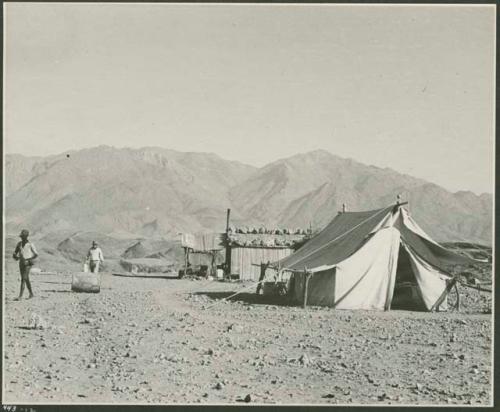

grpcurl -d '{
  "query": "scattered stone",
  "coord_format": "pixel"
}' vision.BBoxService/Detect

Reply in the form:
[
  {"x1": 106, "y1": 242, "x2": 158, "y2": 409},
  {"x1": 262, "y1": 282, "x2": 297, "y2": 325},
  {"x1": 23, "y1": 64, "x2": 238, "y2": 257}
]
[
  {"x1": 215, "y1": 382, "x2": 224, "y2": 390},
  {"x1": 227, "y1": 324, "x2": 244, "y2": 333},
  {"x1": 299, "y1": 354, "x2": 311, "y2": 366},
  {"x1": 29, "y1": 313, "x2": 48, "y2": 330},
  {"x1": 244, "y1": 394, "x2": 251, "y2": 403}
]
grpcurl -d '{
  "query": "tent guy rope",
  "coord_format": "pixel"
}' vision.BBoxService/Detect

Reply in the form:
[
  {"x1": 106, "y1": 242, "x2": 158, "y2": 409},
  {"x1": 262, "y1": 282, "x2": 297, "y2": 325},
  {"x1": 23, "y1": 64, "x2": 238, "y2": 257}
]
[{"x1": 203, "y1": 279, "x2": 268, "y2": 310}]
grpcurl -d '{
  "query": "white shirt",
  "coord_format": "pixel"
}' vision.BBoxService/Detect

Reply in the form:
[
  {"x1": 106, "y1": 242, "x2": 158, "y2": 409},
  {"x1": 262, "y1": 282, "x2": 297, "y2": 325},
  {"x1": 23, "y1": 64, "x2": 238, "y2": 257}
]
[
  {"x1": 14, "y1": 241, "x2": 38, "y2": 260},
  {"x1": 88, "y1": 247, "x2": 104, "y2": 261}
]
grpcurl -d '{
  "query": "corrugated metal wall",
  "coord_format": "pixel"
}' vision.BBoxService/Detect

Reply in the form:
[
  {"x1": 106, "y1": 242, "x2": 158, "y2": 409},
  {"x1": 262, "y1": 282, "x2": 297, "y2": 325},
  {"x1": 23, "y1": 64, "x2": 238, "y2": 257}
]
[{"x1": 230, "y1": 247, "x2": 293, "y2": 281}]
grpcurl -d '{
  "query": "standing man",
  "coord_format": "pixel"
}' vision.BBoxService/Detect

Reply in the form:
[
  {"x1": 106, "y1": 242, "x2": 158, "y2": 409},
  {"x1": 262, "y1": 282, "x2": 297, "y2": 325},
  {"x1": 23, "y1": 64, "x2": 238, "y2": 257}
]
[
  {"x1": 87, "y1": 241, "x2": 104, "y2": 273},
  {"x1": 12, "y1": 229, "x2": 38, "y2": 300}
]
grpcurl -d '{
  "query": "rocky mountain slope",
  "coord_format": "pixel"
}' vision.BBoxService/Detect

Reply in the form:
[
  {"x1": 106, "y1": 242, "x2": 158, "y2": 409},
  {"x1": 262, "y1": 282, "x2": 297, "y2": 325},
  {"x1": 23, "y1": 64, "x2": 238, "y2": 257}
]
[
  {"x1": 5, "y1": 146, "x2": 493, "y2": 245},
  {"x1": 5, "y1": 146, "x2": 256, "y2": 237}
]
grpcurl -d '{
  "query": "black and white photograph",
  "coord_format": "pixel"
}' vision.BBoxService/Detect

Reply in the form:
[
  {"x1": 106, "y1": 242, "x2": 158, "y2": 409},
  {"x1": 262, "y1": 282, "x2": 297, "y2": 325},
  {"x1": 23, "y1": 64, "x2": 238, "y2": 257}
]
[{"x1": 2, "y1": 2, "x2": 495, "y2": 407}]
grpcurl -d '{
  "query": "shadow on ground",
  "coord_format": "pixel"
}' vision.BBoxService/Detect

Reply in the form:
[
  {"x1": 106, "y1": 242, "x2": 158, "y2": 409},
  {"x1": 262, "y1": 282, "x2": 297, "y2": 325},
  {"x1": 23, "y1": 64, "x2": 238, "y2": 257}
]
[
  {"x1": 112, "y1": 273, "x2": 178, "y2": 280},
  {"x1": 194, "y1": 291, "x2": 297, "y2": 307}
]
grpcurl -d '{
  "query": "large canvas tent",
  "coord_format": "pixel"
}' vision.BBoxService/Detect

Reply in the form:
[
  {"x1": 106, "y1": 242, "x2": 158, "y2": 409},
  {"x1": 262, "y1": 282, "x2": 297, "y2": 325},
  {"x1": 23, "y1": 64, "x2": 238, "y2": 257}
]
[{"x1": 272, "y1": 204, "x2": 476, "y2": 311}]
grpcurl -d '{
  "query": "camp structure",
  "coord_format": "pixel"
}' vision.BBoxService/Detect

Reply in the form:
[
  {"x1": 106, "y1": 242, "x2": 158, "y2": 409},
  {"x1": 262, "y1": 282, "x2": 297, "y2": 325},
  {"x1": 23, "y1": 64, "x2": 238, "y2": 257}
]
[
  {"x1": 180, "y1": 233, "x2": 225, "y2": 278},
  {"x1": 263, "y1": 202, "x2": 477, "y2": 311},
  {"x1": 179, "y1": 209, "x2": 311, "y2": 281},
  {"x1": 225, "y1": 229, "x2": 308, "y2": 281}
]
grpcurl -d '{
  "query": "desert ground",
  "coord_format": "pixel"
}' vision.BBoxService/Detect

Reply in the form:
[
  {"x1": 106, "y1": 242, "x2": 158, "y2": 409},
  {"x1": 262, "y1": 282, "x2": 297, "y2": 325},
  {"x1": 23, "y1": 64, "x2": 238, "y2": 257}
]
[{"x1": 3, "y1": 262, "x2": 492, "y2": 406}]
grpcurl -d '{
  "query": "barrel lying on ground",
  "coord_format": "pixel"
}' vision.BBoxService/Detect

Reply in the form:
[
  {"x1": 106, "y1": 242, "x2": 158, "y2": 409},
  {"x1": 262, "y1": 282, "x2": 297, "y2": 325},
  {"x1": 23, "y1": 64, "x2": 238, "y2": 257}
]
[{"x1": 71, "y1": 272, "x2": 100, "y2": 293}]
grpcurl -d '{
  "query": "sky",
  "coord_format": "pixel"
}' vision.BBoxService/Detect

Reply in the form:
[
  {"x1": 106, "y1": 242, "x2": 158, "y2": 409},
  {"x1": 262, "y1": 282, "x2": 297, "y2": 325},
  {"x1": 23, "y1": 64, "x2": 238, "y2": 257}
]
[{"x1": 3, "y1": 3, "x2": 495, "y2": 194}]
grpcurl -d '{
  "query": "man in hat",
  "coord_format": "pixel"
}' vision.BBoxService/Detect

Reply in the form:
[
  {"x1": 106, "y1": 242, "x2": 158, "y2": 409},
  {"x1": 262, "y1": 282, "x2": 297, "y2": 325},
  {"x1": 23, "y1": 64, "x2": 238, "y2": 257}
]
[
  {"x1": 12, "y1": 229, "x2": 38, "y2": 300},
  {"x1": 87, "y1": 241, "x2": 104, "y2": 273}
]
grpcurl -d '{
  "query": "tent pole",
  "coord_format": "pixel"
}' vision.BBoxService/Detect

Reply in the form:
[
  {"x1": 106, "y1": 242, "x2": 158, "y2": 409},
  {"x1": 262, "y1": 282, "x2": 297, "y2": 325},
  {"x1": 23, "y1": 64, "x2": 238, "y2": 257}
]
[
  {"x1": 303, "y1": 267, "x2": 310, "y2": 309},
  {"x1": 256, "y1": 261, "x2": 270, "y2": 294},
  {"x1": 224, "y1": 208, "x2": 232, "y2": 279},
  {"x1": 454, "y1": 283, "x2": 460, "y2": 312},
  {"x1": 430, "y1": 277, "x2": 458, "y2": 312}
]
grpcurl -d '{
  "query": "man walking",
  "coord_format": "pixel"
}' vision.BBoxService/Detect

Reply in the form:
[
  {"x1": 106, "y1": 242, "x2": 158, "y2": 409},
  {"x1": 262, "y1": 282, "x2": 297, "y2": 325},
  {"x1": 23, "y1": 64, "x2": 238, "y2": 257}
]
[
  {"x1": 12, "y1": 229, "x2": 38, "y2": 300},
  {"x1": 87, "y1": 241, "x2": 104, "y2": 273}
]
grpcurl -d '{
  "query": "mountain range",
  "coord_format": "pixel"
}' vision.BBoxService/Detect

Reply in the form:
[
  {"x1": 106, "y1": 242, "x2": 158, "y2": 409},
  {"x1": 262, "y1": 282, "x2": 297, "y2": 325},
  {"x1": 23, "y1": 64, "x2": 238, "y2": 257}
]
[{"x1": 5, "y1": 146, "x2": 493, "y2": 245}]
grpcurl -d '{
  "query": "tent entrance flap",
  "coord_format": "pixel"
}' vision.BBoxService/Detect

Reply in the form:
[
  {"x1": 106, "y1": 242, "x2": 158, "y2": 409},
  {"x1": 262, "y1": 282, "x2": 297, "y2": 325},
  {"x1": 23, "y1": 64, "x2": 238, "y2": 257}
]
[{"x1": 390, "y1": 245, "x2": 427, "y2": 311}]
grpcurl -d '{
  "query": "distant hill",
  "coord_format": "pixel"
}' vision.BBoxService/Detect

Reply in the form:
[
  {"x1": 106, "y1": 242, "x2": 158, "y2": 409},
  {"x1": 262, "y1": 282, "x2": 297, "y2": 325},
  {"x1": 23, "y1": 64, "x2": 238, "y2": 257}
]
[
  {"x1": 5, "y1": 146, "x2": 256, "y2": 237},
  {"x1": 5, "y1": 146, "x2": 492, "y2": 245},
  {"x1": 230, "y1": 150, "x2": 492, "y2": 244}
]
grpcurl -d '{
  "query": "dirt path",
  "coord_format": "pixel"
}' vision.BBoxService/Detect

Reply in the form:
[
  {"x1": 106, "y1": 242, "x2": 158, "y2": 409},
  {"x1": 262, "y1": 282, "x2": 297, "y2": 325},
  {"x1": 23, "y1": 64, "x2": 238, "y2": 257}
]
[{"x1": 3, "y1": 270, "x2": 492, "y2": 405}]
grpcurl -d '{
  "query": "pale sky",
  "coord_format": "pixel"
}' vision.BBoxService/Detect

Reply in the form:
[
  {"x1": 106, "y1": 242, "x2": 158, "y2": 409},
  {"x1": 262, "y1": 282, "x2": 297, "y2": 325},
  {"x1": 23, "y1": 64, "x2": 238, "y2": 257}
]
[{"x1": 3, "y1": 3, "x2": 495, "y2": 194}]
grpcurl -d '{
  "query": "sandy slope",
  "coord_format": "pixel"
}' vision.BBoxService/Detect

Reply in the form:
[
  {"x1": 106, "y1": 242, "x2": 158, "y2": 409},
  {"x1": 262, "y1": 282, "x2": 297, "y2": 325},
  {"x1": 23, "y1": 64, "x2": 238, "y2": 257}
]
[{"x1": 3, "y1": 268, "x2": 492, "y2": 405}]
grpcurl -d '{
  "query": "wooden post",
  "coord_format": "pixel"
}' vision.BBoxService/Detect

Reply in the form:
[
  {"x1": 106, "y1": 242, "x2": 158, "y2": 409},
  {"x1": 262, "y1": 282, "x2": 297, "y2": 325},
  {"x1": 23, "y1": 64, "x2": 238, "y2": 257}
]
[
  {"x1": 256, "y1": 261, "x2": 270, "y2": 294},
  {"x1": 396, "y1": 194, "x2": 402, "y2": 205},
  {"x1": 342, "y1": 203, "x2": 347, "y2": 213},
  {"x1": 209, "y1": 251, "x2": 216, "y2": 278},
  {"x1": 181, "y1": 247, "x2": 189, "y2": 278},
  {"x1": 225, "y1": 208, "x2": 232, "y2": 279},
  {"x1": 303, "y1": 267, "x2": 310, "y2": 309}
]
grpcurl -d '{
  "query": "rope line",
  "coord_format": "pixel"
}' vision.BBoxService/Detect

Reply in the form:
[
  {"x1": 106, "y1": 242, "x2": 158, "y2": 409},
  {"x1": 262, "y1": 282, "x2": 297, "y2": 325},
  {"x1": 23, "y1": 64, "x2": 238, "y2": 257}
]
[{"x1": 203, "y1": 279, "x2": 268, "y2": 310}]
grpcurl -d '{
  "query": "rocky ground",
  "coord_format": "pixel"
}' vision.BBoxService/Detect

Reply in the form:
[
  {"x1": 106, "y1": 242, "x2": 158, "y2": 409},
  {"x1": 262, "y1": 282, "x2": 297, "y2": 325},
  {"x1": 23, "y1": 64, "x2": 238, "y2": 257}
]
[{"x1": 3, "y1": 265, "x2": 492, "y2": 406}]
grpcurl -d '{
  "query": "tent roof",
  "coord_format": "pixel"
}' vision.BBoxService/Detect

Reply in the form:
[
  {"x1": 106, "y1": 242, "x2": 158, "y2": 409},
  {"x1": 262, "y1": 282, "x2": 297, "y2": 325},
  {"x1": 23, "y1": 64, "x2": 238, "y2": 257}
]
[
  {"x1": 277, "y1": 205, "x2": 395, "y2": 271},
  {"x1": 397, "y1": 212, "x2": 475, "y2": 271},
  {"x1": 277, "y1": 204, "x2": 477, "y2": 272}
]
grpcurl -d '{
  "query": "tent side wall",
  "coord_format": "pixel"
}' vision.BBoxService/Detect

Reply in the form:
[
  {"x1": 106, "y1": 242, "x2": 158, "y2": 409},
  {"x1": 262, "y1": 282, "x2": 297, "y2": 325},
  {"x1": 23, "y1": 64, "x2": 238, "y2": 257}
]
[
  {"x1": 292, "y1": 227, "x2": 400, "y2": 310},
  {"x1": 404, "y1": 244, "x2": 450, "y2": 311},
  {"x1": 292, "y1": 269, "x2": 336, "y2": 306},
  {"x1": 231, "y1": 247, "x2": 293, "y2": 281}
]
